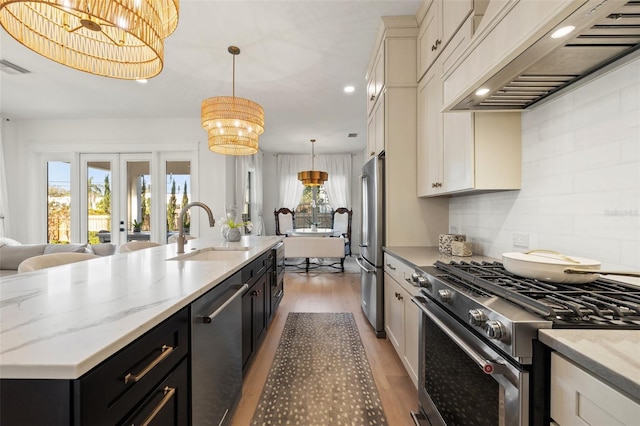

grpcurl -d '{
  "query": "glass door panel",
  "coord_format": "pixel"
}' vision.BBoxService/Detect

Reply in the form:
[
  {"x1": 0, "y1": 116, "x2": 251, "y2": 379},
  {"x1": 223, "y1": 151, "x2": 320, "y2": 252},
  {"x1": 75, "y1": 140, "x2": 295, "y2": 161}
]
[
  {"x1": 86, "y1": 161, "x2": 113, "y2": 244},
  {"x1": 125, "y1": 160, "x2": 151, "y2": 242},
  {"x1": 166, "y1": 161, "x2": 191, "y2": 243},
  {"x1": 47, "y1": 161, "x2": 71, "y2": 243}
]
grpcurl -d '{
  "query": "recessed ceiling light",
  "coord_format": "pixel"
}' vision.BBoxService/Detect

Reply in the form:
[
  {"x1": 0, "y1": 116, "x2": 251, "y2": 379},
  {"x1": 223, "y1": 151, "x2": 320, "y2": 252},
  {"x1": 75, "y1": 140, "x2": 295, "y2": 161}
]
[
  {"x1": 344, "y1": 86, "x2": 355, "y2": 93},
  {"x1": 136, "y1": 78, "x2": 148, "y2": 84},
  {"x1": 475, "y1": 87, "x2": 490, "y2": 96},
  {"x1": 551, "y1": 25, "x2": 575, "y2": 39}
]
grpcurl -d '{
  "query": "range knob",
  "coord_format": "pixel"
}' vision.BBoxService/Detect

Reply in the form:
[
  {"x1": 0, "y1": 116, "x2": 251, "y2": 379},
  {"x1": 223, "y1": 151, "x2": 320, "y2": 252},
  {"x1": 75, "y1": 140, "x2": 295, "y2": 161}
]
[
  {"x1": 411, "y1": 273, "x2": 420, "y2": 283},
  {"x1": 485, "y1": 320, "x2": 506, "y2": 341},
  {"x1": 468, "y1": 309, "x2": 487, "y2": 327},
  {"x1": 416, "y1": 275, "x2": 431, "y2": 290},
  {"x1": 438, "y1": 289, "x2": 452, "y2": 303}
]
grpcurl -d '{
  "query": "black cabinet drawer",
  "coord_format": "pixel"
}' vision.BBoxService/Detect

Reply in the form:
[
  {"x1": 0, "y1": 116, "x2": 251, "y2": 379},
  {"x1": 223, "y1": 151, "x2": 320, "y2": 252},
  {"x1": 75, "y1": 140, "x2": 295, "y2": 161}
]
[
  {"x1": 75, "y1": 308, "x2": 189, "y2": 425},
  {"x1": 118, "y1": 357, "x2": 189, "y2": 426},
  {"x1": 242, "y1": 252, "x2": 268, "y2": 286}
]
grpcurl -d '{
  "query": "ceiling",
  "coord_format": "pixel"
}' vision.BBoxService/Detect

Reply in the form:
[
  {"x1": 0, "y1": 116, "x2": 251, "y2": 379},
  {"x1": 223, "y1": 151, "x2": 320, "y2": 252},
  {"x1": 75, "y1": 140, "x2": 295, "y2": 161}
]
[{"x1": 0, "y1": 0, "x2": 422, "y2": 154}]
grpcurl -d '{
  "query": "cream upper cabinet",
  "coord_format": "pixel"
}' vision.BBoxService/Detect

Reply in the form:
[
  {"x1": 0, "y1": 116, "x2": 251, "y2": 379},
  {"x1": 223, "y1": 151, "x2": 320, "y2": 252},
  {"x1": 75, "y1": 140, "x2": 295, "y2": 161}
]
[
  {"x1": 441, "y1": 0, "x2": 473, "y2": 47},
  {"x1": 366, "y1": 47, "x2": 384, "y2": 116},
  {"x1": 384, "y1": 253, "x2": 419, "y2": 389},
  {"x1": 417, "y1": 0, "x2": 472, "y2": 81},
  {"x1": 367, "y1": 15, "x2": 449, "y2": 247},
  {"x1": 417, "y1": 39, "x2": 521, "y2": 197},
  {"x1": 366, "y1": 91, "x2": 385, "y2": 158},
  {"x1": 417, "y1": 1, "x2": 441, "y2": 82},
  {"x1": 551, "y1": 353, "x2": 640, "y2": 426},
  {"x1": 417, "y1": 61, "x2": 443, "y2": 196}
]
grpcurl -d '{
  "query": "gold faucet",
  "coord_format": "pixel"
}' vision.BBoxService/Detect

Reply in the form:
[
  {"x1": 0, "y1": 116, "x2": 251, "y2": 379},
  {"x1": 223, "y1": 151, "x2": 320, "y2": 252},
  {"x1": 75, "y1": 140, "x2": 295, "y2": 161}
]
[{"x1": 177, "y1": 202, "x2": 215, "y2": 253}]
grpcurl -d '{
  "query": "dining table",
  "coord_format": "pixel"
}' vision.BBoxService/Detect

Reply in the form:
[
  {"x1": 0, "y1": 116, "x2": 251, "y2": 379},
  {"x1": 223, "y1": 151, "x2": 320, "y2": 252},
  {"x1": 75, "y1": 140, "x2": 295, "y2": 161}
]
[{"x1": 290, "y1": 228, "x2": 335, "y2": 237}]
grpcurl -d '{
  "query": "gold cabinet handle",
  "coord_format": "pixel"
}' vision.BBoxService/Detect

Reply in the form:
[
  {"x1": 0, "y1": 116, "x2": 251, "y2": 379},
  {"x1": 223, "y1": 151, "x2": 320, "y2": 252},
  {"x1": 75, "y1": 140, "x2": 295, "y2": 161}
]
[
  {"x1": 140, "y1": 386, "x2": 176, "y2": 426},
  {"x1": 124, "y1": 345, "x2": 174, "y2": 384}
]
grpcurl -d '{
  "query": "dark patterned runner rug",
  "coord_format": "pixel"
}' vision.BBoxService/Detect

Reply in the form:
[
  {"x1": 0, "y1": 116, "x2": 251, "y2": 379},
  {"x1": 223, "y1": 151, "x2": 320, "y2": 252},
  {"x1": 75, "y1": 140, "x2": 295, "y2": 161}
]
[{"x1": 251, "y1": 312, "x2": 388, "y2": 425}]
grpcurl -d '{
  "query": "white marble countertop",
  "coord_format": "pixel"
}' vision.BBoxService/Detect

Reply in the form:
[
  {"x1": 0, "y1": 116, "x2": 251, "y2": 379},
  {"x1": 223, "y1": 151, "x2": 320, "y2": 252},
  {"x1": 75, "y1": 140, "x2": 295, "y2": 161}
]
[
  {"x1": 384, "y1": 246, "x2": 640, "y2": 401},
  {"x1": 539, "y1": 330, "x2": 640, "y2": 400},
  {"x1": 0, "y1": 235, "x2": 283, "y2": 380}
]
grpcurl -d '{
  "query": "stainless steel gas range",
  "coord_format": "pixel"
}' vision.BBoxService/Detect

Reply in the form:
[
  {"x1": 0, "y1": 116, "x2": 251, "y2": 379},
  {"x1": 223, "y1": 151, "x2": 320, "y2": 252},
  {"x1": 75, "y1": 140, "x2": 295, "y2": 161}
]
[{"x1": 410, "y1": 260, "x2": 640, "y2": 426}]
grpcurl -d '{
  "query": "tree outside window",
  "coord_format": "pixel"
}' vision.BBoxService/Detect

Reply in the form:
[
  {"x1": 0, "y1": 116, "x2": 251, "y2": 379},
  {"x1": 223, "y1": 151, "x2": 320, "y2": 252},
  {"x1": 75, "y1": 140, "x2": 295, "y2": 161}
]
[{"x1": 295, "y1": 185, "x2": 332, "y2": 228}]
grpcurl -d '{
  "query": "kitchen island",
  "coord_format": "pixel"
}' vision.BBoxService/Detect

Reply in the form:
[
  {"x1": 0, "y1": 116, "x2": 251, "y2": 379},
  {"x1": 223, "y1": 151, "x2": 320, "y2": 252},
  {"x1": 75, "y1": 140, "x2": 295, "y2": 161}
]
[{"x1": 0, "y1": 235, "x2": 283, "y2": 424}]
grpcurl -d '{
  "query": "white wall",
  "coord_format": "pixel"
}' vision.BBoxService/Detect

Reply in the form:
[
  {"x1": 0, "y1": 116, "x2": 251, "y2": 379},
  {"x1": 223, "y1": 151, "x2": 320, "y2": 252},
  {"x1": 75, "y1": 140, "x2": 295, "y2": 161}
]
[
  {"x1": 2, "y1": 118, "x2": 231, "y2": 243},
  {"x1": 450, "y1": 57, "x2": 640, "y2": 270}
]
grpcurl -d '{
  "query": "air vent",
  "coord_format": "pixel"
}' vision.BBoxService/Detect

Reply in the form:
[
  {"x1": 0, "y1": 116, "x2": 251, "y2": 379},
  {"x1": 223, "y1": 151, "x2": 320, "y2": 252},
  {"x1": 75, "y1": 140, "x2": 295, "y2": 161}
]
[
  {"x1": 0, "y1": 59, "x2": 31, "y2": 75},
  {"x1": 347, "y1": 133, "x2": 358, "y2": 138}
]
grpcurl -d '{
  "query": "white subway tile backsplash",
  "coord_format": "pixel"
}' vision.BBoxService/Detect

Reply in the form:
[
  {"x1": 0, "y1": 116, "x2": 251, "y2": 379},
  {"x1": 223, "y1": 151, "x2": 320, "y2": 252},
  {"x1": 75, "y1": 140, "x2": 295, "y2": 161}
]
[
  {"x1": 619, "y1": 136, "x2": 639, "y2": 163},
  {"x1": 573, "y1": 58, "x2": 640, "y2": 106},
  {"x1": 449, "y1": 57, "x2": 640, "y2": 269}
]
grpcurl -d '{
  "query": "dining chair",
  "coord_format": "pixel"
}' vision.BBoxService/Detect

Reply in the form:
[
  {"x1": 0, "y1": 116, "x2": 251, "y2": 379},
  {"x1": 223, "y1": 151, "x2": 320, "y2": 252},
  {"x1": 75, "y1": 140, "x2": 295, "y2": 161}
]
[
  {"x1": 331, "y1": 208, "x2": 352, "y2": 256},
  {"x1": 274, "y1": 208, "x2": 296, "y2": 236}
]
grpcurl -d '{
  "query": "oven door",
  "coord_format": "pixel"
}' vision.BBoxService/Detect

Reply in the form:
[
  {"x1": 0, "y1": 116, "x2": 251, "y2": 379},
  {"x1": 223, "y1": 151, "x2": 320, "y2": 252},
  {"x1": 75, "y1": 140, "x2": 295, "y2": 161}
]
[{"x1": 412, "y1": 295, "x2": 529, "y2": 426}]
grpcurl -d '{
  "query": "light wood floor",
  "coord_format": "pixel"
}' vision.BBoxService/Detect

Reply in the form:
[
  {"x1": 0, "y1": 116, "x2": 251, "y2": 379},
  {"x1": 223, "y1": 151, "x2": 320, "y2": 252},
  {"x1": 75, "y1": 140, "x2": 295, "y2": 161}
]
[{"x1": 230, "y1": 270, "x2": 418, "y2": 426}]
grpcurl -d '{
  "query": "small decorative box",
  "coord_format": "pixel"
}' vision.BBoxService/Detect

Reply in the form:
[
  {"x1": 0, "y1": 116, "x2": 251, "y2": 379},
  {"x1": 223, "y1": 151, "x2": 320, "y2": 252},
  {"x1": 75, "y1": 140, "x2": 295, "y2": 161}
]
[
  {"x1": 451, "y1": 241, "x2": 473, "y2": 257},
  {"x1": 439, "y1": 234, "x2": 466, "y2": 254}
]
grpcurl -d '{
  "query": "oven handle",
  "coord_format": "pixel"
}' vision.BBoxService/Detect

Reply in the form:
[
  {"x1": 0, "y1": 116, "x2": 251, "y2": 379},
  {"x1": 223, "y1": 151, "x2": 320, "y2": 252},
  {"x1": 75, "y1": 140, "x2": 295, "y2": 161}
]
[{"x1": 411, "y1": 296, "x2": 507, "y2": 376}]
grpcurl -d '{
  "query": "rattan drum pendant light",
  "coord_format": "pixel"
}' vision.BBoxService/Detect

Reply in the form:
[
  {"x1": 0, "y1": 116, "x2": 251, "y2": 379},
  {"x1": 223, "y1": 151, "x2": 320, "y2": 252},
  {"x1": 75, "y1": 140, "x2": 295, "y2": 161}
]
[
  {"x1": 0, "y1": 0, "x2": 179, "y2": 79},
  {"x1": 201, "y1": 46, "x2": 265, "y2": 156},
  {"x1": 298, "y1": 139, "x2": 328, "y2": 186}
]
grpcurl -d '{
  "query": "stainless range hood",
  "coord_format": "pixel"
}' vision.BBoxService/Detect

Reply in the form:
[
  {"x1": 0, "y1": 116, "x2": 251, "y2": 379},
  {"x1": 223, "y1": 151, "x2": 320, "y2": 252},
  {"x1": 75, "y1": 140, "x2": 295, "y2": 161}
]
[{"x1": 452, "y1": 0, "x2": 640, "y2": 110}]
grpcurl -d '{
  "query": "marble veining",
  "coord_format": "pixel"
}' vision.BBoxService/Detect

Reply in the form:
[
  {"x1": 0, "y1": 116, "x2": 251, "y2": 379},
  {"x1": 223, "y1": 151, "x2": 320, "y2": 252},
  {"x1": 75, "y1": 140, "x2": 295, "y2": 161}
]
[{"x1": 0, "y1": 236, "x2": 283, "y2": 379}]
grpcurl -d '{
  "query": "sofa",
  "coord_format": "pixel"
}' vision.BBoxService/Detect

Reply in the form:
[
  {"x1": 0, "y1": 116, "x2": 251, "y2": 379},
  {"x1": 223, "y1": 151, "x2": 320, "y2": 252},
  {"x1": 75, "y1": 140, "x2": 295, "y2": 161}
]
[
  {"x1": 0, "y1": 238, "x2": 116, "y2": 276},
  {"x1": 283, "y1": 236, "x2": 345, "y2": 272}
]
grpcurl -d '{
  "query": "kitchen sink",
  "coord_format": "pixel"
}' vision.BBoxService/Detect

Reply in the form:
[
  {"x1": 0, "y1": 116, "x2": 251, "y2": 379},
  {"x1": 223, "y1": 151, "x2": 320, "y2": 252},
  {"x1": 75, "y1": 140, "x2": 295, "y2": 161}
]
[{"x1": 167, "y1": 246, "x2": 252, "y2": 261}]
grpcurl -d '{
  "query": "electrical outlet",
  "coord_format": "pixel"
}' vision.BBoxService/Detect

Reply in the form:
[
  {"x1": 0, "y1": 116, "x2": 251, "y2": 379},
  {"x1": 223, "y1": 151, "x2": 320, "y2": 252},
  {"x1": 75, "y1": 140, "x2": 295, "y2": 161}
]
[
  {"x1": 450, "y1": 226, "x2": 459, "y2": 234},
  {"x1": 513, "y1": 232, "x2": 529, "y2": 248}
]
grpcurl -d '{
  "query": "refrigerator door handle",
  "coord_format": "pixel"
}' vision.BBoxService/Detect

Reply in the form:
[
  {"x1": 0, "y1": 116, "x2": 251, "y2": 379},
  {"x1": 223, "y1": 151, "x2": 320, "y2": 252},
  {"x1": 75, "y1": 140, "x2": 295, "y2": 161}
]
[{"x1": 356, "y1": 256, "x2": 376, "y2": 273}]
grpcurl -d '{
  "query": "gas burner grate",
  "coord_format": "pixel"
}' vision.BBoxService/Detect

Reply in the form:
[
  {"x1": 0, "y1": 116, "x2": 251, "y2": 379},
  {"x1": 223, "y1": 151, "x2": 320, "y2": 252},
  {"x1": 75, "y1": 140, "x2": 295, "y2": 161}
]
[{"x1": 434, "y1": 260, "x2": 640, "y2": 328}]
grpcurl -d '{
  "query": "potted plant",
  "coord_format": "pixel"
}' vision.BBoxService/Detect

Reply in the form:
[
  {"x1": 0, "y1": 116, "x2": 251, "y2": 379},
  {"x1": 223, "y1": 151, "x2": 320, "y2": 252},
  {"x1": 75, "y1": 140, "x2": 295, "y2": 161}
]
[
  {"x1": 219, "y1": 214, "x2": 252, "y2": 242},
  {"x1": 132, "y1": 219, "x2": 142, "y2": 233}
]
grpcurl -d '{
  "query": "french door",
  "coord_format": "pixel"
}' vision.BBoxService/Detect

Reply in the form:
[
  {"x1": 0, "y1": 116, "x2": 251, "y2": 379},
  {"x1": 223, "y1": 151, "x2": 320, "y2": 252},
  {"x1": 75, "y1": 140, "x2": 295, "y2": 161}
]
[
  {"x1": 43, "y1": 150, "x2": 196, "y2": 247},
  {"x1": 80, "y1": 154, "x2": 153, "y2": 247}
]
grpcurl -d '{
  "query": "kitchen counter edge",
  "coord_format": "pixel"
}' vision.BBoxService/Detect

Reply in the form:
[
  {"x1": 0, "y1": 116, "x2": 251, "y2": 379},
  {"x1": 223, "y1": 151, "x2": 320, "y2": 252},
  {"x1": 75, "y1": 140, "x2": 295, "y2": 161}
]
[
  {"x1": 539, "y1": 329, "x2": 640, "y2": 401},
  {"x1": 0, "y1": 235, "x2": 284, "y2": 380}
]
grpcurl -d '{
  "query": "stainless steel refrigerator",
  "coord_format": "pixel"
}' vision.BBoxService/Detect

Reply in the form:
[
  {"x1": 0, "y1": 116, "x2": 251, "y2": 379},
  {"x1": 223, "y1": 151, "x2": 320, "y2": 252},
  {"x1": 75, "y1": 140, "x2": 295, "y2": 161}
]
[{"x1": 356, "y1": 154, "x2": 385, "y2": 337}]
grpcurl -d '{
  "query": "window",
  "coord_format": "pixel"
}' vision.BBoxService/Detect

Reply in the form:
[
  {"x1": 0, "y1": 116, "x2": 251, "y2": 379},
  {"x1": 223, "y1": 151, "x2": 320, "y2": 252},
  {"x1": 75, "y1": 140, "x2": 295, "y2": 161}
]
[{"x1": 295, "y1": 185, "x2": 332, "y2": 228}]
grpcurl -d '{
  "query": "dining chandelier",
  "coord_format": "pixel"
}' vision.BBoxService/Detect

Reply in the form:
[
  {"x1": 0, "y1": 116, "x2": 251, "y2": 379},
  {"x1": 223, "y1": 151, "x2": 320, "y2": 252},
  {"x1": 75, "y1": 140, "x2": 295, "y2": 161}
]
[
  {"x1": 298, "y1": 139, "x2": 328, "y2": 186},
  {"x1": 0, "y1": 0, "x2": 179, "y2": 79},
  {"x1": 201, "y1": 46, "x2": 265, "y2": 156}
]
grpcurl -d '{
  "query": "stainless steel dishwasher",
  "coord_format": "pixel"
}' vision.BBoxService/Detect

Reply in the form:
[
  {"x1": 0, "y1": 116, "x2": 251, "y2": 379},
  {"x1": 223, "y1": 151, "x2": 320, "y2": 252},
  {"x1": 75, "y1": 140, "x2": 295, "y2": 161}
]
[{"x1": 191, "y1": 271, "x2": 247, "y2": 425}]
